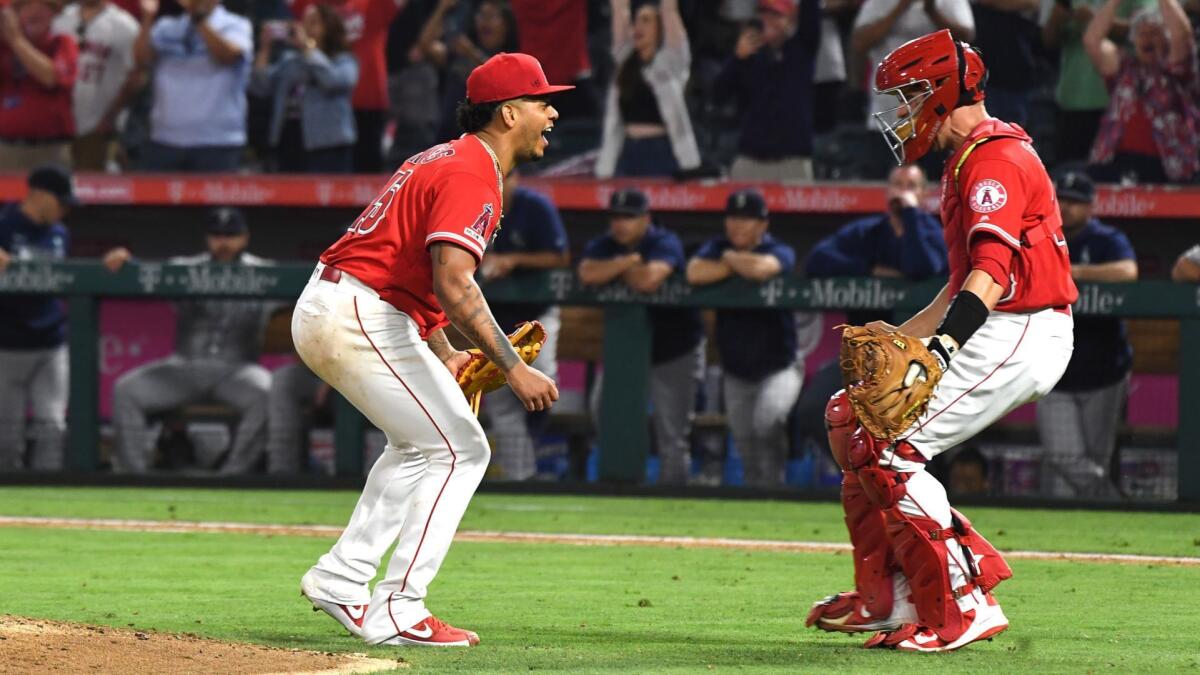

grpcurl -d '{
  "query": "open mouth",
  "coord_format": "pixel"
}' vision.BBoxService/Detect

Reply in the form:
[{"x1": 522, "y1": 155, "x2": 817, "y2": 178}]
[{"x1": 541, "y1": 124, "x2": 553, "y2": 147}]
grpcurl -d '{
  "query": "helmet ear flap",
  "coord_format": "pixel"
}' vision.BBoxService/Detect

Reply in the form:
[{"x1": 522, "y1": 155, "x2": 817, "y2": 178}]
[{"x1": 954, "y1": 40, "x2": 987, "y2": 106}]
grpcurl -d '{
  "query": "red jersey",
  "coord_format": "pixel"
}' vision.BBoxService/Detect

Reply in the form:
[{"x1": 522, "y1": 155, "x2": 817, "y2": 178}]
[
  {"x1": 0, "y1": 34, "x2": 77, "y2": 139},
  {"x1": 321, "y1": 135, "x2": 502, "y2": 337},
  {"x1": 289, "y1": 0, "x2": 398, "y2": 110},
  {"x1": 940, "y1": 119, "x2": 1078, "y2": 313}
]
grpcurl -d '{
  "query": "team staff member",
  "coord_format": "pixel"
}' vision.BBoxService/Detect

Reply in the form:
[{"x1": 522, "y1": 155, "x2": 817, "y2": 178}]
[
  {"x1": 480, "y1": 170, "x2": 570, "y2": 481},
  {"x1": 1037, "y1": 170, "x2": 1136, "y2": 498},
  {"x1": 579, "y1": 188, "x2": 704, "y2": 486},
  {"x1": 687, "y1": 189, "x2": 802, "y2": 488},
  {"x1": 0, "y1": 166, "x2": 126, "y2": 471},
  {"x1": 807, "y1": 30, "x2": 1077, "y2": 652},
  {"x1": 295, "y1": 52, "x2": 565, "y2": 648}
]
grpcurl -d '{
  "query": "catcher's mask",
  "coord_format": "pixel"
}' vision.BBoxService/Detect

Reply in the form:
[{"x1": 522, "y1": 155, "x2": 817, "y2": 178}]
[{"x1": 872, "y1": 29, "x2": 988, "y2": 165}]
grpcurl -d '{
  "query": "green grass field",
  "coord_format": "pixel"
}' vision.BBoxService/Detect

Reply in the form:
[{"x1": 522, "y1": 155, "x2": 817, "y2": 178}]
[{"x1": 1, "y1": 487, "x2": 1198, "y2": 673}]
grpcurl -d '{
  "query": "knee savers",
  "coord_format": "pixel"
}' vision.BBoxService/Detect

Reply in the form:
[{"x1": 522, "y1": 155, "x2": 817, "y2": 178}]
[{"x1": 847, "y1": 427, "x2": 910, "y2": 509}]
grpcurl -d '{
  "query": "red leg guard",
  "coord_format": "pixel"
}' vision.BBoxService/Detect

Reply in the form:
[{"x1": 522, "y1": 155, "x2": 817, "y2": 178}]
[
  {"x1": 883, "y1": 508, "x2": 969, "y2": 642},
  {"x1": 949, "y1": 508, "x2": 1013, "y2": 593},
  {"x1": 842, "y1": 474, "x2": 896, "y2": 619},
  {"x1": 848, "y1": 428, "x2": 909, "y2": 509},
  {"x1": 825, "y1": 390, "x2": 856, "y2": 471}
]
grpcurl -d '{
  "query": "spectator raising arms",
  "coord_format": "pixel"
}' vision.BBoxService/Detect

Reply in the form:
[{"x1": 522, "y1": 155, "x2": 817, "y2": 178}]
[
  {"x1": 134, "y1": 0, "x2": 252, "y2": 172},
  {"x1": 419, "y1": 0, "x2": 520, "y2": 144},
  {"x1": 596, "y1": 0, "x2": 701, "y2": 178},
  {"x1": 716, "y1": 0, "x2": 821, "y2": 180},
  {"x1": 1084, "y1": 0, "x2": 1200, "y2": 183},
  {"x1": 0, "y1": 0, "x2": 77, "y2": 171},
  {"x1": 251, "y1": 5, "x2": 358, "y2": 173},
  {"x1": 288, "y1": 0, "x2": 404, "y2": 172},
  {"x1": 52, "y1": 0, "x2": 139, "y2": 171}
]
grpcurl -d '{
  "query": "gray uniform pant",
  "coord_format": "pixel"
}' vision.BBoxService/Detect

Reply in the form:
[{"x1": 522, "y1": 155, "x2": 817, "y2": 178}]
[
  {"x1": 111, "y1": 355, "x2": 271, "y2": 473},
  {"x1": 0, "y1": 346, "x2": 68, "y2": 470},
  {"x1": 724, "y1": 363, "x2": 804, "y2": 488},
  {"x1": 266, "y1": 361, "x2": 322, "y2": 474},
  {"x1": 1035, "y1": 375, "x2": 1129, "y2": 498},
  {"x1": 482, "y1": 307, "x2": 560, "y2": 481}
]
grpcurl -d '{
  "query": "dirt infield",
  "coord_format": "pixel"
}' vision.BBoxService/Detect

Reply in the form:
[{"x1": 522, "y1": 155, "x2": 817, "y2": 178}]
[
  {"x1": 1, "y1": 515, "x2": 1198, "y2": 567},
  {"x1": 0, "y1": 616, "x2": 400, "y2": 675}
]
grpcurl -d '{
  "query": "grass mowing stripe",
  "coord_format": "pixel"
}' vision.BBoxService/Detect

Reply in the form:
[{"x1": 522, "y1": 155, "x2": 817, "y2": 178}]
[
  {"x1": 1, "y1": 526, "x2": 1198, "y2": 673},
  {"x1": 3, "y1": 516, "x2": 1198, "y2": 567}
]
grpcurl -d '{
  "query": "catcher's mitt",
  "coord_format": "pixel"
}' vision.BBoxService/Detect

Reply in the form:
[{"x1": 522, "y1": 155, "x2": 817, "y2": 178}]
[
  {"x1": 839, "y1": 325, "x2": 943, "y2": 441},
  {"x1": 456, "y1": 321, "x2": 546, "y2": 414}
]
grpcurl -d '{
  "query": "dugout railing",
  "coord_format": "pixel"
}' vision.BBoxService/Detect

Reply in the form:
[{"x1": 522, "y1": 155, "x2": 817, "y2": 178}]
[{"x1": 0, "y1": 261, "x2": 1196, "y2": 500}]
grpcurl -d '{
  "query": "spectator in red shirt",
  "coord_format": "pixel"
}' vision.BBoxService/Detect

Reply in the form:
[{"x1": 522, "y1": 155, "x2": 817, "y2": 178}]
[
  {"x1": 0, "y1": 0, "x2": 77, "y2": 171},
  {"x1": 288, "y1": 0, "x2": 404, "y2": 172},
  {"x1": 510, "y1": 0, "x2": 596, "y2": 119}
]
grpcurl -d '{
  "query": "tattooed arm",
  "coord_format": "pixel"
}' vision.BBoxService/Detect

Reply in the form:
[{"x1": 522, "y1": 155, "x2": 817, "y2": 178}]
[
  {"x1": 424, "y1": 326, "x2": 472, "y2": 377},
  {"x1": 430, "y1": 242, "x2": 558, "y2": 410}
]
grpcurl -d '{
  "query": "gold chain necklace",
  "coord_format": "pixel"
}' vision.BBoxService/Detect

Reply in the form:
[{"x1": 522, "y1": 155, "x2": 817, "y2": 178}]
[{"x1": 475, "y1": 135, "x2": 504, "y2": 216}]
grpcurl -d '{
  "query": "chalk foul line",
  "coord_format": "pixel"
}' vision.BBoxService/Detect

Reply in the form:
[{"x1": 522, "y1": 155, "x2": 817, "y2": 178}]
[{"x1": 0, "y1": 516, "x2": 1196, "y2": 567}]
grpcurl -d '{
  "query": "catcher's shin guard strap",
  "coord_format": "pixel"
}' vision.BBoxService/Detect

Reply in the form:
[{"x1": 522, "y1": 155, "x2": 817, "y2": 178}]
[
  {"x1": 949, "y1": 508, "x2": 1013, "y2": 593},
  {"x1": 842, "y1": 474, "x2": 896, "y2": 618},
  {"x1": 884, "y1": 509, "x2": 969, "y2": 642},
  {"x1": 826, "y1": 391, "x2": 857, "y2": 472}
]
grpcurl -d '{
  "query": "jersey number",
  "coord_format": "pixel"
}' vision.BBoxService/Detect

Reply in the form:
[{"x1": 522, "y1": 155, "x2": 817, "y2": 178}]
[{"x1": 348, "y1": 169, "x2": 413, "y2": 236}]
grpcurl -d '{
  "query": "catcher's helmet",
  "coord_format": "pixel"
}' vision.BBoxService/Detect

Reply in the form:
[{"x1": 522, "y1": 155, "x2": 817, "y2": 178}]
[{"x1": 872, "y1": 29, "x2": 988, "y2": 165}]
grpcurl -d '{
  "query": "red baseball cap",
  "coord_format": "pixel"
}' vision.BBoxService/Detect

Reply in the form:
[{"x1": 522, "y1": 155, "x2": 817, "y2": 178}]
[
  {"x1": 466, "y1": 52, "x2": 575, "y2": 104},
  {"x1": 758, "y1": 0, "x2": 797, "y2": 16}
]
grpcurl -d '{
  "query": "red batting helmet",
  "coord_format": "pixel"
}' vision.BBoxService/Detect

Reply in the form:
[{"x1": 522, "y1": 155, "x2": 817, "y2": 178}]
[{"x1": 872, "y1": 29, "x2": 987, "y2": 165}]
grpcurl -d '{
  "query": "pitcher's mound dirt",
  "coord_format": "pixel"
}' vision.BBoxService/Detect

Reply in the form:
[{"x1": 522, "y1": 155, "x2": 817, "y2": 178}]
[{"x1": 0, "y1": 615, "x2": 403, "y2": 674}]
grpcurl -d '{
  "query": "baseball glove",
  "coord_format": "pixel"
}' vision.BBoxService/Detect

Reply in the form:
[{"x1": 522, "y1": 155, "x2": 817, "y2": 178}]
[
  {"x1": 456, "y1": 321, "x2": 546, "y2": 415},
  {"x1": 839, "y1": 325, "x2": 944, "y2": 441}
]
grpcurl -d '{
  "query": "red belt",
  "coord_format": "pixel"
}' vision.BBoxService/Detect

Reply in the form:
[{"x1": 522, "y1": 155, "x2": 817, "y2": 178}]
[{"x1": 319, "y1": 266, "x2": 342, "y2": 283}]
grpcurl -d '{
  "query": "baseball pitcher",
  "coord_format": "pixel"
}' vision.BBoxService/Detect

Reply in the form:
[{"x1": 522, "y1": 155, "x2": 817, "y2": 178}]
[
  {"x1": 806, "y1": 29, "x2": 1077, "y2": 651},
  {"x1": 293, "y1": 53, "x2": 569, "y2": 647}
]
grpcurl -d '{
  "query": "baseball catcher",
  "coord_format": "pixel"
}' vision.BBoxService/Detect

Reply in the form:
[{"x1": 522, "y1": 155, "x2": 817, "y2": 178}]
[{"x1": 805, "y1": 29, "x2": 1077, "y2": 652}]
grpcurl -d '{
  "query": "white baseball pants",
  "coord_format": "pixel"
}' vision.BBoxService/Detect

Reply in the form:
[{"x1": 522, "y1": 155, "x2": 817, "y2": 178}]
[{"x1": 292, "y1": 264, "x2": 490, "y2": 640}]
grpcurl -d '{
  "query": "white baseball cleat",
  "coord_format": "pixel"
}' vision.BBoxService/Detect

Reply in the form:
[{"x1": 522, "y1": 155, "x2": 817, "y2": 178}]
[
  {"x1": 865, "y1": 595, "x2": 1009, "y2": 652},
  {"x1": 300, "y1": 572, "x2": 367, "y2": 638},
  {"x1": 368, "y1": 615, "x2": 480, "y2": 648}
]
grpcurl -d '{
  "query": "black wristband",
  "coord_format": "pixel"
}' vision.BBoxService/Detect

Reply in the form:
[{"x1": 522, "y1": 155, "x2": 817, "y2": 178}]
[{"x1": 935, "y1": 290, "x2": 989, "y2": 348}]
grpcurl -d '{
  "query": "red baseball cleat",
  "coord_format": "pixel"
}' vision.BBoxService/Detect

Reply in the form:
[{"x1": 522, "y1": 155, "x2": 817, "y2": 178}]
[
  {"x1": 373, "y1": 615, "x2": 480, "y2": 648},
  {"x1": 806, "y1": 592, "x2": 911, "y2": 634},
  {"x1": 864, "y1": 596, "x2": 1009, "y2": 652}
]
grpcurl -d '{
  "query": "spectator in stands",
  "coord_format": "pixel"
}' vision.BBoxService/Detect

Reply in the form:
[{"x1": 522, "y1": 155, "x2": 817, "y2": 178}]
[
  {"x1": 596, "y1": 0, "x2": 700, "y2": 178},
  {"x1": 52, "y1": 0, "x2": 139, "y2": 171},
  {"x1": 0, "y1": 0, "x2": 77, "y2": 171},
  {"x1": 511, "y1": 0, "x2": 597, "y2": 121},
  {"x1": 479, "y1": 172, "x2": 570, "y2": 481},
  {"x1": 419, "y1": 0, "x2": 520, "y2": 145},
  {"x1": 1037, "y1": 171, "x2": 1136, "y2": 498},
  {"x1": 851, "y1": 0, "x2": 974, "y2": 127},
  {"x1": 1170, "y1": 242, "x2": 1200, "y2": 281},
  {"x1": 1041, "y1": 0, "x2": 1155, "y2": 165},
  {"x1": 384, "y1": 0, "x2": 439, "y2": 165},
  {"x1": 110, "y1": 208, "x2": 275, "y2": 474},
  {"x1": 134, "y1": 0, "x2": 252, "y2": 172},
  {"x1": 1084, "y1": 0, "x2": 1199, "y2": 183},
  {"x1": 716, "y1": 0, "x2": 821, "y2": 180},
  {"x1": 288, "y1": 0, "x2": 402, "y2": 173},
  {"x1": 579, "y1": 188, "x2": 705, "y2": 485},
  {"x1": 971, "y1": 0, "x2": 1039, "y2": 126},
  {"x1": 796, "y1": 164, "x2": 947, "y2": 461},
  {"x1": 686, "y1": 189, "x2": 802, "y2": 488},
  {"x1": 813, "y1": 0, "x2": 849, "y2": 135},
  {"x1": 0, "y1": 166, "x2": 127, "y2": 471},
  {"x1": 250, "y1": 4, "x2": 358, "y2": 173}
]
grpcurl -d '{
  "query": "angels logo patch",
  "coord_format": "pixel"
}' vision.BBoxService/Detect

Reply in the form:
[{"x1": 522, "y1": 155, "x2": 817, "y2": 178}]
[
  {"x1": 968, "y1": 179, "x2": 1007, "y2": 213},
  {"x1": 465, "y1": 203, "x2": 494, "y2": 246}
]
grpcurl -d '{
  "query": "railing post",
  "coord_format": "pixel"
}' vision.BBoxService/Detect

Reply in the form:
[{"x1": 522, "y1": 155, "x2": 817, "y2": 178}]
[
  {"x1": 66, "y1": 295, "x2": 100, "y2": 470},
  {"x1": 1178, "y1": 318, "x2": 1200, "y2": 501},
  {"x1": 597, "y1": 304, "x2": 652, "y2": 483},
  {"x1": 333, "y1": 393, "x2": 365, "y2": 477}
]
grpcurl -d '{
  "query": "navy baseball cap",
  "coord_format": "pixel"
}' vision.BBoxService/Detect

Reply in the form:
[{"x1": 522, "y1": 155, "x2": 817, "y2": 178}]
[
  {"x1": 27, "y1": 165, "x2": 79, "y2": 208},
  {"x1": 726, "y1": 189, "x2": 768, "y2": 219},
  {"x1": 609, "y1": 188, "x2": 650, "y2": 217},
  {"x1": 206, "y1": 207, "x2": 248, "y2": 235},
  {"x1": 1055, "y1": 170, "x2": 1095, "y2": 204}
]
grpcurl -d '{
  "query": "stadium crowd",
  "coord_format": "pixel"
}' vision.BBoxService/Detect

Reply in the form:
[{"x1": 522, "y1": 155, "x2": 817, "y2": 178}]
[{"x1": 1, "y1": 0, "x2": 1198, "y2": 182}]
